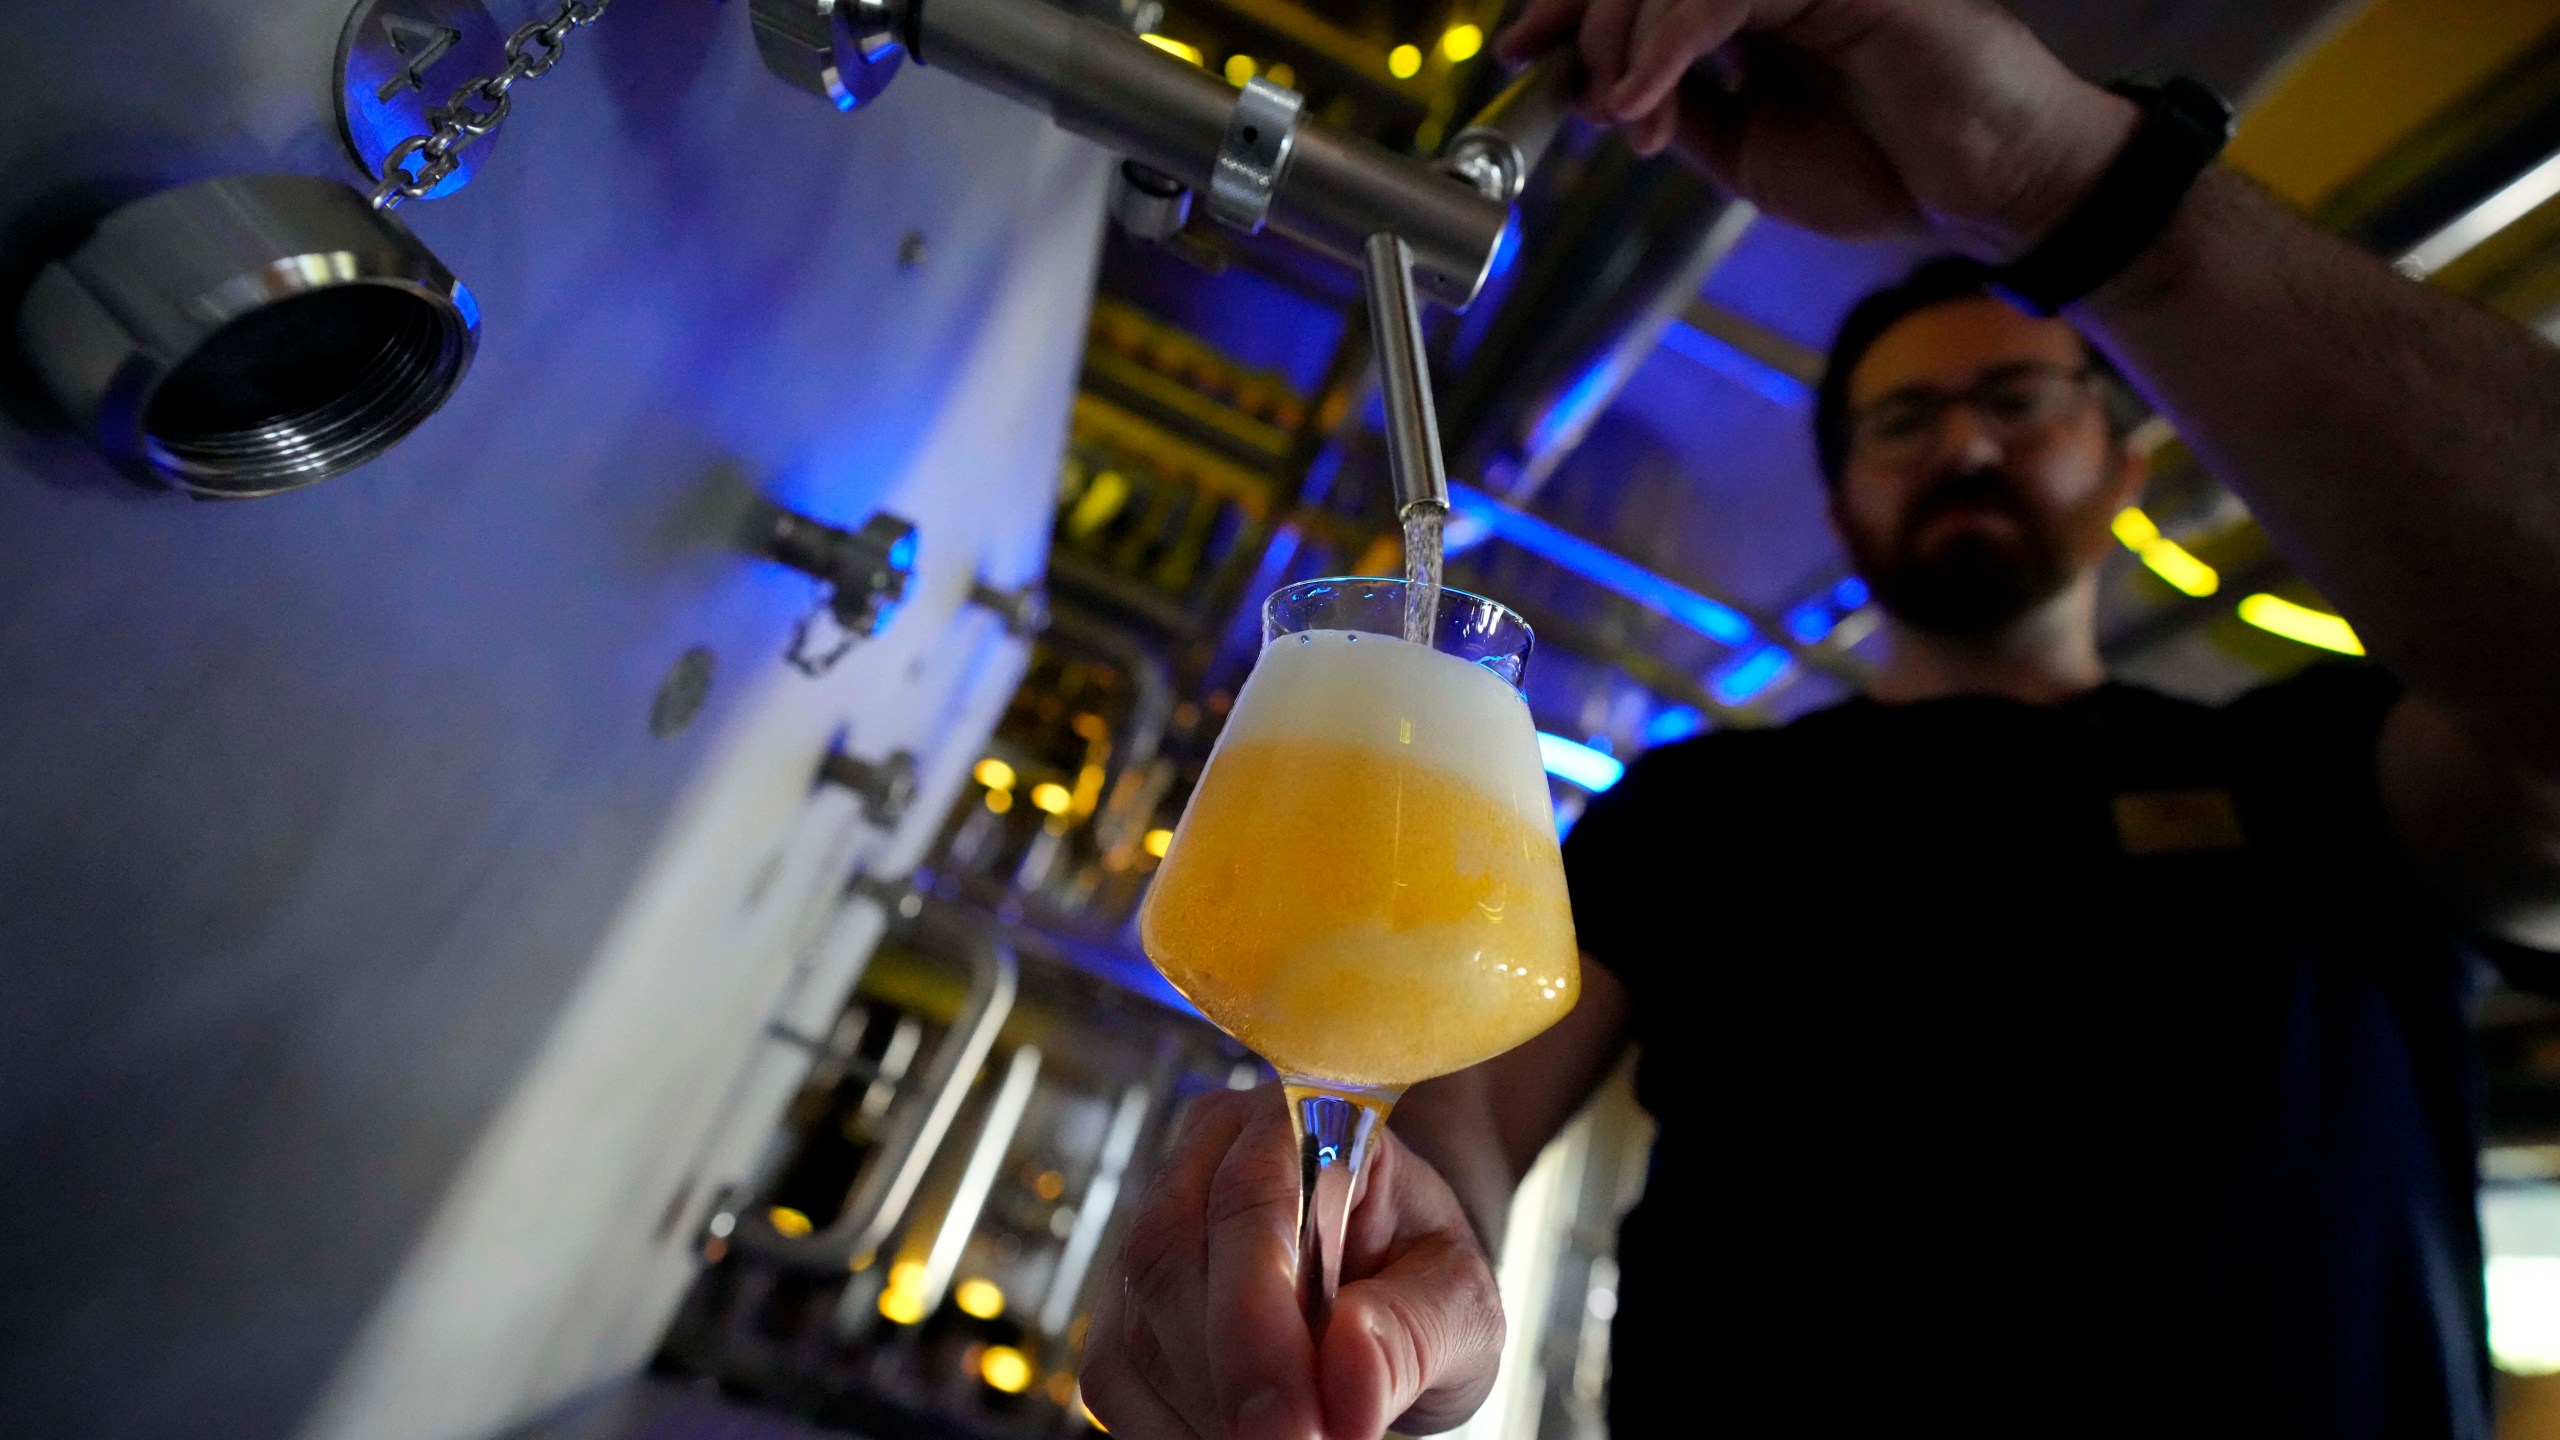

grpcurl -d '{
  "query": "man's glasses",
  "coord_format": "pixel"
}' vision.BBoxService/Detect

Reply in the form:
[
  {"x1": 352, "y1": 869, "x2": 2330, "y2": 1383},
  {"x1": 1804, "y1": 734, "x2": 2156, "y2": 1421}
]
[{"x1": 1848, "y1": 364, "x2": 2100, "y2": 467}]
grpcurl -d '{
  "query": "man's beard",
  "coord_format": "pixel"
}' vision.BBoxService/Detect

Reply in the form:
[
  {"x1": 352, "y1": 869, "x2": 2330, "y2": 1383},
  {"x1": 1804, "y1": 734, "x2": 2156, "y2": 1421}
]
[{"x1": 1844, "y1": 468, "x2": 2077, "y2": 635}]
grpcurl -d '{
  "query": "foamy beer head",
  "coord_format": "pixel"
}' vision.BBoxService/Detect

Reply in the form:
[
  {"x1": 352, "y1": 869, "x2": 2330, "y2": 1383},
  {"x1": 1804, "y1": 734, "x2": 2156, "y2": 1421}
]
[{"x1": 1142, "y1": 609, "x2": 1580, "y2": 1087}]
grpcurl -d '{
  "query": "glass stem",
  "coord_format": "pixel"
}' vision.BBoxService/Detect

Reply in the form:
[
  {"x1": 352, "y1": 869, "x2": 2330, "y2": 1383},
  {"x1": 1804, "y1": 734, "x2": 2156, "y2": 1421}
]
[{"x1": 1283, "y1": 1078, "x2": 1403, "y2": 1333}]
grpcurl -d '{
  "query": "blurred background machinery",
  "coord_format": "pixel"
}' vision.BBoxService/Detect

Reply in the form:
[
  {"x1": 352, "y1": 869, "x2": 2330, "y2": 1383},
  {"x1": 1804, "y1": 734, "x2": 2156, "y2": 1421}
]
[{"x1": 18, "y1": 0, "x2": 2560, "y2": 1438}]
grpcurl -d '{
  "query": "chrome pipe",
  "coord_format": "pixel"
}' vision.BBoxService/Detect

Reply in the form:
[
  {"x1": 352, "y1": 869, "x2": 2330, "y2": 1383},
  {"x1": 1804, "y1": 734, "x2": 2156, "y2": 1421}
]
[
  {"x1": 727, "y1": 931, "x2": 1018, "y2": 1271},
  {"x1": 1363, "y1": 233, "x2": 1448, "y2": 522},
  {"x1": 1037, "y1": 1081, "x2": 1152, "y2": 1336},
  {"x1": 910, "y1": 1043, "x2": 1043, "y2": 1318},
  {"x1": 909, "y1": 0, "x2": 1510, "y2": 307}
]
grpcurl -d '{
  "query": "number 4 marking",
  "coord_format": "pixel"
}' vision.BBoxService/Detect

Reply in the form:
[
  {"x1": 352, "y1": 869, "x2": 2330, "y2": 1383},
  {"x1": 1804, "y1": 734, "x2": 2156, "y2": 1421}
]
[{"x1": 377, "y1": 12, "x2": 461, "y2": 101}]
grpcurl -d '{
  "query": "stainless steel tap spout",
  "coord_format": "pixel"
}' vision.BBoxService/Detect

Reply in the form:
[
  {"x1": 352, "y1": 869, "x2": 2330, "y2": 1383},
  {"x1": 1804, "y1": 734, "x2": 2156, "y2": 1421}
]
[{"x1": 1362, "y1": 233, "x2": 1449, "y2": 523}]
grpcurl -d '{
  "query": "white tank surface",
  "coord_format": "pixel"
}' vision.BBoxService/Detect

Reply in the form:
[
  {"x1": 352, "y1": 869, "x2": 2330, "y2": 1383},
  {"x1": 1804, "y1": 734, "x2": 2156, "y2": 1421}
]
[{"x1": 0, "y1": 3, "x2": 1108, "y2": 1436}]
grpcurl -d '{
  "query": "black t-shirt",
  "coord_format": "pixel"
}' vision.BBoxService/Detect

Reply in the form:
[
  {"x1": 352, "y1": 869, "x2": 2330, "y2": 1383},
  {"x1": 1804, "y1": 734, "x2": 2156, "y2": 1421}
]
[{"x1": 1561, "y1": 665, "x2": 2555, "y2": 1437}]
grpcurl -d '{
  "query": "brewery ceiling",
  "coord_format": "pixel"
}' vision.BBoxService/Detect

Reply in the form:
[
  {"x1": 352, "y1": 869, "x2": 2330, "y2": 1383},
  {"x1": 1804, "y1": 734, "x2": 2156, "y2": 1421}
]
[{"x1": 1041, "y1": 0, "x2": 2560, "y2": 757}]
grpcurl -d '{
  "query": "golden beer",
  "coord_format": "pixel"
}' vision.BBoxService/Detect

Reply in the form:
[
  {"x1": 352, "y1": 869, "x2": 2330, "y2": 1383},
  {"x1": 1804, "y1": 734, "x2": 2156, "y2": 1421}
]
[{"x1": 1141, "y1": 627, "x2": 1579, "y2": 1087}]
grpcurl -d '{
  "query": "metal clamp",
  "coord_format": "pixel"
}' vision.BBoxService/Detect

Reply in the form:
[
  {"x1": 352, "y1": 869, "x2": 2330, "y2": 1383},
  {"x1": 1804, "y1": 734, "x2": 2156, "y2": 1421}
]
[
  {"x1": 820, "y1": 749, "x2": 920, "y2": 828},
  {"x1": 1207, "y1": 77, "x2": 1302, "y2": 233}
]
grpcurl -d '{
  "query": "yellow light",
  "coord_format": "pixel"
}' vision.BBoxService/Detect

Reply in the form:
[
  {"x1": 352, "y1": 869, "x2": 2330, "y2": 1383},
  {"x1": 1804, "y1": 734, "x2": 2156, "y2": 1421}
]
[
  {"x1": 1031, "y1": 782, "x2": 1073, "y2": 815},
  {"x1": 955, "y1": 1277, "x2": 1007, "y2": 1320},
  {"x1": 766, "y1": 1206, "x2": 813, "y2": 1238},
  {"x1": 1387, "y1": 43, "x2": 1422, "y2": 79},
  {"x1": 2110, "y1": 507, "x2": 2219, "y2": 597},
  {"x1": 980, "y1": 1344, "x2": 1036, "y2": 1394},
  {"x1": 1140, "y1": 33, "x2": 1203, "y2": 65},
  {"x1": 1224, "y1": 53, "x2": 1256, "y2": 86},
  {"x1": 974, "y1": 757, "x2": 1017, "y2": 790},
  {"x1": 2140, "y1": 539, "x2": 2219, "y2": 596},
  {"x1": 2238, "y1": 593, "x2": 2365, "y2": 655},
  {"x1": 878, "y1": 1258, "x2": 929, "y2": 1324},
  {"x1": 1033, "y1": 1169, "x2": 1067, "y2": 1201},
  {"x1": 1265, "y1": 62, "x2": 1295, "y2": 88},
  {"x1": 878, "y1": 1287, "x2": 927, "y2": 1325},
  {"x1": 2109, "y1": 507, "x2": 2161, "y2": 548},
  {"x1": 1440, "y1": 23, "x2": 1483, "y2": 61},
  {"x1": 985, "y1": 787, "x2": 1014, "y2": 815},
  {"x1": 1067, "y1": 469, "x2": 1130, "y2": 537},
  {"x1": 1143, "y1": 827, "x2": 1174, "y2": 858}
]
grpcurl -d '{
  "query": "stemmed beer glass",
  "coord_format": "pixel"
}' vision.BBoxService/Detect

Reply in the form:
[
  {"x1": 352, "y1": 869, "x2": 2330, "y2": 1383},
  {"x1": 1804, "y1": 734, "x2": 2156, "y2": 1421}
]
[{"x1": 1140, "y1": 577, "x2": 1580, "y2": 1321}]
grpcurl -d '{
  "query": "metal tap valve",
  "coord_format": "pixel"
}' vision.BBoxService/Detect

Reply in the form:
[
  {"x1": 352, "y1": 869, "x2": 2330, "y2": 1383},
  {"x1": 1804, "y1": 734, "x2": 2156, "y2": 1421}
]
[
  {"x1": 820, "y1": 749, "x2": 920, "y2": 827},
  {"x1": 751, "y1": 0, "x2": 1511, "y2": 308},
  {"x1": 1437, "y1": 51, "x2": 1580, "y2": 204},
  {"x1": 967, "y1": 577, "x2": 1050, "y2": 638},
  {"x1": 762, "y1": 507, "x2": 918, "y2": 639}
]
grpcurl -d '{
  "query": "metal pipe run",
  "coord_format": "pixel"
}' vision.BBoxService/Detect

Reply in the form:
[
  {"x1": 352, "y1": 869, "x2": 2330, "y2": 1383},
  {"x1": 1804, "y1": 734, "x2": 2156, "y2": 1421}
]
[
  {"x1": 726, "y1": 930, "x2": 1018, "y2": 1271},
  {"x1": 910, "y1": 0, "x2": 1510, "y2": 307}
]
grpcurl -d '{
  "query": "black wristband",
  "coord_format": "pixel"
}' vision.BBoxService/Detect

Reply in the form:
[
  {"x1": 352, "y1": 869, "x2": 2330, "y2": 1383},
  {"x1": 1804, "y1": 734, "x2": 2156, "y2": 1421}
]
[{"x1": 1988, "y1": 74, "x2": 2233, "y2": 316}]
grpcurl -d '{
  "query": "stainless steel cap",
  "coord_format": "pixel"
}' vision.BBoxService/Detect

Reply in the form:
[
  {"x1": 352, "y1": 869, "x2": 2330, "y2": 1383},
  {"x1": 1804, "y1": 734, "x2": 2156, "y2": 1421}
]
[
  {"x1": 752, "y1": 0, "x2": 907, "y2": 111},
  {"x1": 16, "y1": 174, "x2": 478, "y2": 498}
]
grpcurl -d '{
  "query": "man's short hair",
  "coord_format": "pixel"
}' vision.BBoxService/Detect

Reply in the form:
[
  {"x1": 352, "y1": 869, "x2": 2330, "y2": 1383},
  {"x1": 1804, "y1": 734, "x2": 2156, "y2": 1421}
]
[{"x1": 1812, "y1": 256, "x2": 2145, "y2": 489}]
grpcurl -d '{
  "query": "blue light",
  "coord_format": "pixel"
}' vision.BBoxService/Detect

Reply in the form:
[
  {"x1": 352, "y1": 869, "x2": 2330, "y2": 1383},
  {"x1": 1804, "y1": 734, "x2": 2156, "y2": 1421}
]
[
  {"x1": 1659, "y1": 321, "x2": 1811, "y2": 407},
  {"x1": 1489, "y1": 211, "x2": 1524, "y2": 281},
  {"x1": 1439, "y1": 506, "x2": 1495, "y2": 557},
  {"x1": 1785, "y1": 599, "x2": 1833, "y2": 644},
  {"x1": 1711, "y1": 645, "x2": 1794, "y2": 706},
  {"x1": 1833, "y1": 575, "x2": 1870, "y2": 609},
  {"x1": 1643, "y1": 705, "x2": 1707, "y2": 747},
  {"x1": 888, "y1": 530, "x2": 918, "y2": 571},
  {"x1": 1585, "y1": 733, "x2": 1613, "y2": 755},
  {"x1": 1524, "y1": 358, "x2": 1624, "y2": 460},
  {"x1": 1539, "y1": 732, "x2": 1625, "y2": 792},
  {"x1": 1447, "y1": 485, "x2": 1756, "y2": 645}
]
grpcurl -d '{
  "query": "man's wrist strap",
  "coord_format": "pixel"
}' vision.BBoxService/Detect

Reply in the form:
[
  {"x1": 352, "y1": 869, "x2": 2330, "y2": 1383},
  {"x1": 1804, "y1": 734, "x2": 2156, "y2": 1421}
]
[{"x1": 1989, "y1": 73, "x2": 2234, "y2": 317}]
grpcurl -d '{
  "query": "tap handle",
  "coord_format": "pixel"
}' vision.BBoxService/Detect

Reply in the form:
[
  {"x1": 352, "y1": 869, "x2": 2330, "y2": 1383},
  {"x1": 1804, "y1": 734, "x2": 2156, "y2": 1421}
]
[{"x1": 1439, "y1": 50, "x2": 1583, "y2": 202}]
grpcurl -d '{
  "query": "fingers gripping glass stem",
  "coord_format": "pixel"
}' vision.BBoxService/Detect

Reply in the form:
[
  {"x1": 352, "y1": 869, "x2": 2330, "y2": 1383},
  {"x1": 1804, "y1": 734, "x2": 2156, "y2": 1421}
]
[{"x1": 1288, "y1": 1081, "x2": 1398, "y2": 1328}]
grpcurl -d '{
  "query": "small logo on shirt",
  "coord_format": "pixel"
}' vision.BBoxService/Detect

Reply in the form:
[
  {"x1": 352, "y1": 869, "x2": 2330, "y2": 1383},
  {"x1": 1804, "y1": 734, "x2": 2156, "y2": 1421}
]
[{"x1": 2112, "y1": 789, "x2": 2248, "y2": 855}]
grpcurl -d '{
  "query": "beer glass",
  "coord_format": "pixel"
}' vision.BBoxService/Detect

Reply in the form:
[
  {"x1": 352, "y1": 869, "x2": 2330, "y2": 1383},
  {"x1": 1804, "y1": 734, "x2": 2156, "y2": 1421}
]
[{"x1": 1140, "y1": 577, "x2": 1579, "y2": 1321}]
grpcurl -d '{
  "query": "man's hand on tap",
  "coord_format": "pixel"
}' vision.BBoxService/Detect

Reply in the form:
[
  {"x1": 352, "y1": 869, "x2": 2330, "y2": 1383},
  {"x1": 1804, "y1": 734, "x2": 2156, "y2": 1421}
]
[
  {"x1": 1079, "y1": 1085, "x2": 1504, "y2": 1440},
  {"x1": 1495, "y1": 0, "x2": 2139, "y2": 259}
]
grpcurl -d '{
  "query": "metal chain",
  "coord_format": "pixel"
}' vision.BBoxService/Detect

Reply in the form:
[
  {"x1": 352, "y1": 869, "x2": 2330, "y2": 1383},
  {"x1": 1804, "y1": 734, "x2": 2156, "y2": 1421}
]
[{"x1": 368, "y1": 0, "x2": 614, "y2": 210}]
